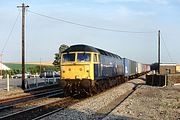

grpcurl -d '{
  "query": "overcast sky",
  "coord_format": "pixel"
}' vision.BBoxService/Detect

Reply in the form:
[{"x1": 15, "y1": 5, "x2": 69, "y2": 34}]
[{"x1": 0, "y1": 0, "x2": 180, "y2": 64}]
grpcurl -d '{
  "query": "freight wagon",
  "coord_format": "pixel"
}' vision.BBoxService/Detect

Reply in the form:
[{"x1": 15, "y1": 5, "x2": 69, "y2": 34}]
[{"x1": 123, "y1": 58, "x2": 138, "y2": 79}]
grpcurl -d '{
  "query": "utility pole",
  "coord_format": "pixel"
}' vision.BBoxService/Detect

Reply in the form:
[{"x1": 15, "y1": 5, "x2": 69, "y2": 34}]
[
  {"x1": 17, "y1": 3, "x2": 29, "y2": 89},
  {"x1": 158, "y1": 30, "x2": 161, "y2": 74}
]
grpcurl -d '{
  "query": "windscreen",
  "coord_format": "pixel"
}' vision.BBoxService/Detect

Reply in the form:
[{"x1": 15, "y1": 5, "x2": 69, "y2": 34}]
[
  {"x1": 63, "y1": 53, "x2": 75, "y2": 62},
  {"x1": 77, "y1": 53, "x2": 91, "y2": 62}
]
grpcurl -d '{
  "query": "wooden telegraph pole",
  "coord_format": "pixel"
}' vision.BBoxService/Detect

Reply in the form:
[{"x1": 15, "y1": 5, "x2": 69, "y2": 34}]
[
  {"x1": 17, "y1": 3, "x2": 29, "y2": 89},
  {"x1": 158, "y1": 30, "x2": 161, "y2": 74}
]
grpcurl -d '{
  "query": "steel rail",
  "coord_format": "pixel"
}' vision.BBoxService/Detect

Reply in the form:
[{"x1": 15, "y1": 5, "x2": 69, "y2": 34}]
[
  {"x1": 0, "y1": 97, "x2": 75, "y2": 120},
  {"x1": 32, "y1": 108, "x2": 64, "y2": 120},
  {"x1": 0, "y1": 88, "x2": 60, "y2": 103},
  {"x1": 0, "y1": 89, "x2": 62, "y2": 111},
  {"x1": 0, "y1": 83, "x2": 60, "y2": 103}
]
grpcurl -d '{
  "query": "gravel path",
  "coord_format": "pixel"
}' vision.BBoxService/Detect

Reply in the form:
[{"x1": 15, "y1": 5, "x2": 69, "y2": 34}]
[
  {"x1": 42, "y1": 79, "x2": 144, "y2": 120},
  {"x1": 103, "y1": 85, "x2": 180, "y2": 120}
]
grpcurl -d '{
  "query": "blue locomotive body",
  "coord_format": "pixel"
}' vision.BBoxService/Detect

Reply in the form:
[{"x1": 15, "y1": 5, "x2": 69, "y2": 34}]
[{"x1": 95, "y1": 52, "x2": 124, "y2": 80}]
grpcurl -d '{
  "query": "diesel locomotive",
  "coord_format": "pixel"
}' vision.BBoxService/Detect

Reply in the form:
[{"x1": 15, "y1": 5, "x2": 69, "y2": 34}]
[{"x1": 60, "y1": 44, "x2": 150, "y2": 96}]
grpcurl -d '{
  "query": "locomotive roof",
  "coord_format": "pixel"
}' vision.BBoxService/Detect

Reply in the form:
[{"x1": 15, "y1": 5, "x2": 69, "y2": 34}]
[
  {"x1": 62, "y1": 44, "x2": 122, "y2": 59},
  {"x1": 62, "y1": 44, "x2": 99, "y2": 53}
]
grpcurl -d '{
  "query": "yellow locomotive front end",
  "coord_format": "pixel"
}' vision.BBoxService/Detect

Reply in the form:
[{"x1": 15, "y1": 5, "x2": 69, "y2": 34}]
[
  {"x1": 60, "y1": 50, "x2": 99, "y2": 95},
  {"x1": 61, "y1": 52, "x2": 94, "y2": 80}
]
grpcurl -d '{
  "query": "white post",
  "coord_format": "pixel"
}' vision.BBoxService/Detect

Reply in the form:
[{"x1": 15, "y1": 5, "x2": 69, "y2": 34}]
[
  {"x1": 44, "y1": 72, "x2": 47, "y2": 84},
  {"x1": 36, "y1": 76, "x2": 38, "y2": 87},
  {"x1": 33, "y1": 77, "x2": 36, "y2": 84},
  {"x1": 7, "y1": 74, "x2": 9, "y2": 91},
  {"x1": 53, "y1": 72, "x2": 55, "y2": 84}
]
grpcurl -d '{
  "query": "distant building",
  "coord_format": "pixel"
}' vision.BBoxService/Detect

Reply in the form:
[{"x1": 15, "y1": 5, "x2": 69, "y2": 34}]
[
  {"x1": 176, "y1": 64, "x2": 180, "y2": 73},
  {"x1": 160, "y1": 63, "x2": 176, "y2": 74},
  {"x1": 0, "y1": 63, "x2": 10, "y2": 70}
]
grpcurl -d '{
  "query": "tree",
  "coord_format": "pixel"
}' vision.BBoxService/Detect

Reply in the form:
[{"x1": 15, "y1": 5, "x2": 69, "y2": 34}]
[
  {"x1": 53, "y1": 53, "x2": 60, "y2": 67},
  {"x1": 53, "y1": 44, "x2": 69, "y2": 69}
]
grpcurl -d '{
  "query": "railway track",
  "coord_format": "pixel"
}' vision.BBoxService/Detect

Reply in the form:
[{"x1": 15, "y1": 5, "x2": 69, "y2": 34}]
[
  {"x1": 0, "y1": 80, "x2": 144, "y2": 120},
  {"x1": 31, "y1": 82, "x2": 143, "y2": 120},
  {"x1": 0, "y1": 89, "x2": 62, "y2": 111},
  {"x1": 32, "y1": 81, "x2": 144, "y2": 120},
  {"x1": 0, "y1": 87, "x2": 61, "y2": 103},
  {"x1": 0, "y1": 84, "x2": 60, "y2": 102},
  {"x1": 0, "y1": 97, "x2": 79, "y2": 120},
  {"x1": 0, "y1": 85, "x2": 68, "y2": 120}
]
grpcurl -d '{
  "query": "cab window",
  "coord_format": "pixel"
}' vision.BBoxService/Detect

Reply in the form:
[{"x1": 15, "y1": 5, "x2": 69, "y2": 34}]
[
  {"x1": 77, "y1": 53, "x2": 91, "y2": 62},
  {"x1": 94, "y1": 54, "x2": 98, "y2": 62},
  {"x1": 62, "y1": 53, "x2": 75, "y2": 62}
]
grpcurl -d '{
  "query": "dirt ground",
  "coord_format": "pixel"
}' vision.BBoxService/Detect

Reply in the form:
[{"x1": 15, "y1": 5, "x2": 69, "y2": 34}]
[{"x1": 106, "y1": 85, "x2": 180, "y2": 120}]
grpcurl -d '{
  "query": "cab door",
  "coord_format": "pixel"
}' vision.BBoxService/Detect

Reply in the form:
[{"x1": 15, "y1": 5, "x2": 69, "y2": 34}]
[{"x1": 93, "y1": 53, "x2": 100, "y2": 80}]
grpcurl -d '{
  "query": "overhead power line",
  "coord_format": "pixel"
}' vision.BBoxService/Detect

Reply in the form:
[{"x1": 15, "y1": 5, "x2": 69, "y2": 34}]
[
  {"x1": 160, "y1": 33, "x2": 173, "y2": 63},
  {"x1": 28, "y1": 10, "x2": 156, "y2": 34},
  {"x1": 1, "y1": 11, "x2": 21, "y2": 54}
]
